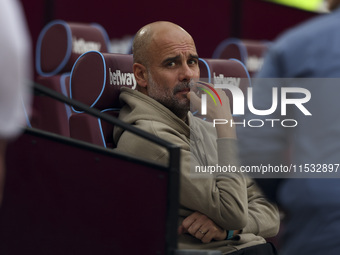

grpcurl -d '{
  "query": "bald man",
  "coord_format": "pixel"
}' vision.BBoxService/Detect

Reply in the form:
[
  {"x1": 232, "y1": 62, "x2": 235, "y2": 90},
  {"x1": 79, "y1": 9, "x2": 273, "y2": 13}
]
[{"x1": 113, "y1": 21, "x2": 279, "y2": 254}]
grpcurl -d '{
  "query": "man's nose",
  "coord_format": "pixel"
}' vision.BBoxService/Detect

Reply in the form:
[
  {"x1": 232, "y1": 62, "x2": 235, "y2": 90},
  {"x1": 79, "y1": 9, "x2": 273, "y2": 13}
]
[{"x1": 179, "y1": 63, "x2": 195, "y2": 82}]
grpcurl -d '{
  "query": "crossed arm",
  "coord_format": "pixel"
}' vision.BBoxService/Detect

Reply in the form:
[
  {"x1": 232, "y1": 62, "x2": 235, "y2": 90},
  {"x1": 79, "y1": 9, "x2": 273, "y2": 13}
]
[
  {"x1": 178, "y1": 180, "x2": 280, "y2": 244},
  {"x1": 178, "y1": 211, "x2": 242, "y2": 243}
]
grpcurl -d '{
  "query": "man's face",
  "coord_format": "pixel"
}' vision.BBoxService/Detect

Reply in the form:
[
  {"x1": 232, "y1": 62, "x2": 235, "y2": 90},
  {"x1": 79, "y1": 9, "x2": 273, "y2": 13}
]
[{"x1": 145, "y1": 29, "x2": 200, "y2": 119}]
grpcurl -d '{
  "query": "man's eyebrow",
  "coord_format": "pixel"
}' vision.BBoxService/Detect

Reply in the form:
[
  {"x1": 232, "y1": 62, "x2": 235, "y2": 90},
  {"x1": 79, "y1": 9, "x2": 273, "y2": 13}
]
[
  {"x1": 190, "y1": 54, "x2": 199, "y2": 60},
  {"x1": 162, "y1": 55, "x2": 180, "y2": 65},
  {"x1": 162, "y1": 54, "x2": 199, "y2": 65}
]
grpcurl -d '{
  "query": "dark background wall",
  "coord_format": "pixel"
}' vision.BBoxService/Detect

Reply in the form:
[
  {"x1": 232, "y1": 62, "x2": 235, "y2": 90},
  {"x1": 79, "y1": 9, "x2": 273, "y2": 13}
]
[{"x1": 20, "y1": 0, "x2": 318, "y2": 61}]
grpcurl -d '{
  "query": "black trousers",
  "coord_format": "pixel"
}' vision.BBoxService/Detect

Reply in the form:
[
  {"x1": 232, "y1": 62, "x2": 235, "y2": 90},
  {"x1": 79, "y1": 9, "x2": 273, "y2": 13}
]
[{"x1": 229, "y1": 243, "x2": 278, "y2": 255}]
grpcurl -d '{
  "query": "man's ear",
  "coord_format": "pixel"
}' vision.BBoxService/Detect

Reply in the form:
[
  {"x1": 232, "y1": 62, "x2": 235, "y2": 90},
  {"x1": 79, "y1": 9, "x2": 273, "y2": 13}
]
[{"x1": 133, "y1": 63, "x2": 148, "y2": 88}]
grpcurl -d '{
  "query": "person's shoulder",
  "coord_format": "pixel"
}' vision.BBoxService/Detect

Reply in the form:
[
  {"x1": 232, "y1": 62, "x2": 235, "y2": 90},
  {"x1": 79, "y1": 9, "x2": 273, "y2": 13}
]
[
  {"x1": 276, "y1": 10, "x2": 340, "y2": 46},
  {"x1": 119, "y1": 87, "x2": 142, "y2": 98}
]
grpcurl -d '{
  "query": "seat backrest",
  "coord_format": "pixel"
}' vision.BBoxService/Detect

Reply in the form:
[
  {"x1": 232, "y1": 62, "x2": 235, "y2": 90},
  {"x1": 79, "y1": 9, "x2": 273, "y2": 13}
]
[
  {"x1": 32, "y1": 20, "x2": 110, "y2": 137},
  {"x1": 212, "y1": 38, "x2": 271, "y2": 77},
  {"x1": 198, "y1": 58, "x2": 251, "y2": 117},
  {"x1": 69, "y1": 51, "x2": 134, "y2": 147},
  {"x1": 36, "y1": 20, "x2": 111, "y2": 77},
  {"x1": 31, "y1": 73, "x2": 72, "y2": 135}
]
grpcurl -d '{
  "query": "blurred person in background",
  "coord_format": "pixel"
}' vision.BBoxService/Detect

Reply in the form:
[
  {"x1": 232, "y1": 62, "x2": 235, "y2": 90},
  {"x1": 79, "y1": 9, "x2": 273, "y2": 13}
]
[
  {"x1": 237, "y1": 0, "x2": 340, "y2": 254},
  {"x1": 0, "y1": 0, "x2": 32, "y2": 206}
]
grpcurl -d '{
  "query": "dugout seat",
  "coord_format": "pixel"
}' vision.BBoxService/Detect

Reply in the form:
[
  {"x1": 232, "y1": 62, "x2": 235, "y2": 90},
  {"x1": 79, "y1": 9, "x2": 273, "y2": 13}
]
[
  {"x1": 31, "y1": 20, "x2": 111, "y2": 137},
  {"x1": 69, "y1": 51, "x2": 134, "y2": 148},
  {"x1": 212, "y1": 38, "x2": 271, "y2": 77}
]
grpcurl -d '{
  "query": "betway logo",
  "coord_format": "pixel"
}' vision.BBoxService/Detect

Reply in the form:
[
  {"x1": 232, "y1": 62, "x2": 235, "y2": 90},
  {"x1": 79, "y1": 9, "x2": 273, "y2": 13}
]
[
  {"x1": 72, "y1": 37, "x2": 101, "y2": 54},
  {"x1": 213, "y1": 72, "x2": 241, "y2": 87},
  {"x1": 109, "y1": 68, "x2": 137, "y2": 90}
]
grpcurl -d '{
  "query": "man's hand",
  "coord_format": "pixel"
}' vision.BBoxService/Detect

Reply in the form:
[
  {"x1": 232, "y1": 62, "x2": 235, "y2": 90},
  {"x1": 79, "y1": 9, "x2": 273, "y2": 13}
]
[
  {"x1": 188, "y1": 82, "x2": 236, "y2": 139},
  {"x1": 178, "y1": 211, "x2": 227, "y2": 243}
]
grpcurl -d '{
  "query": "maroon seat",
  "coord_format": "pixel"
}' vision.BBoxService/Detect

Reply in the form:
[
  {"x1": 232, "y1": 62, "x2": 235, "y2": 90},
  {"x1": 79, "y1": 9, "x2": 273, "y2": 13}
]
[
  {"x1": 36, "y1": 20, "x2": 111, "y2": 76},
  {"x1": 198, "y1": 58, "x2": 251, "y2": 118},
  {"x1": 212, "y1": 38, "x2": 271, "y2": 77},
  {"x1": 31, "y1": 20, "x2": 111, "y2": 137},
  {"x1": 69, "y1": 52, "x2": 134, "y2": 147},
  {"x1": 31, "y1": 73, "x2": 72, "y2": 136}
]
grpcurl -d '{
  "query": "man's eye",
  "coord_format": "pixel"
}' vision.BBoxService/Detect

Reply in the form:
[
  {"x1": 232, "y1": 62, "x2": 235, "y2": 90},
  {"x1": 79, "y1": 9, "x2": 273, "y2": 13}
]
[
  {"x1": 188, "y1": 59, "x2": 198, "y2": 65},
  {"x1": 167, "y1": 62, "x2": 176, "y2": 67}
]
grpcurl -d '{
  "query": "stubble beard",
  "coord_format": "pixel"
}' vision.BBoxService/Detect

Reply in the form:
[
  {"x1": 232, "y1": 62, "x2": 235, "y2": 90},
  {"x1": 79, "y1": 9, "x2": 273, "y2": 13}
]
[{"x1": 147, "y1": 71, "x2": 193, "y2": 120}]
